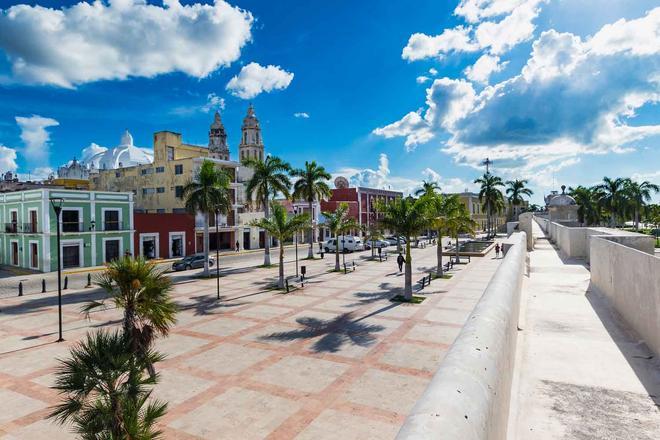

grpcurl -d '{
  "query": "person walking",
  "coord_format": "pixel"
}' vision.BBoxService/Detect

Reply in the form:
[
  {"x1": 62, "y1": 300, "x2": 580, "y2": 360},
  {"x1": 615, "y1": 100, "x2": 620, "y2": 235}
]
[
  {"x1": 495, "y1": 243, "x2": 500, "y2": 258},
  {"x1": 397, "y1": 253, "x2": 405, "y2": 272},
  {"x1": 235, "y1": 241, "x2": 240, "y2": 252}
]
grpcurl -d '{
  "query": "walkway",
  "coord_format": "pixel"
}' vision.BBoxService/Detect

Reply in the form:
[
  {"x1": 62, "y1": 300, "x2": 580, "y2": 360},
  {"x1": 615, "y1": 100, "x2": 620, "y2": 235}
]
[
  {"x1": 510, "y1": 221, "x2": 660, "y2": 439},
  {"x1": 0, "y1": 245, "x2": 501, "y2": 439}
]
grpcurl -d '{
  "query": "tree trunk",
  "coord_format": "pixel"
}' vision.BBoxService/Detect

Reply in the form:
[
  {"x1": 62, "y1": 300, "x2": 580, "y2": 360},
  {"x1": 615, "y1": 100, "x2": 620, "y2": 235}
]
[
  {"x1": 334, "y1": 232, "x2": 340, "y2": 271},
  {"x1": 203, "y1": 212, "x2": 210, "y2": 276},
  {"x1": 404, "y1": 239, "x2": 412, "y2": 301},
  {"x1": 635, "y1": 207, "x2": 639, "y2": 231},
  {"x1": 263, "y1": 198, "x2": 271, "y2": 266},
  {"x1": 308, "y1": 200, "x2": 314, "y2": 258},
  {"x1": 278, "y1": 241, "x2": 285, "y2": 288},
  {"x1": 455, "y1": 235, "x2": 459, "y2": 263},
  {"x1": 436, "y1": 230, "x2": 443, "y2": 276}
]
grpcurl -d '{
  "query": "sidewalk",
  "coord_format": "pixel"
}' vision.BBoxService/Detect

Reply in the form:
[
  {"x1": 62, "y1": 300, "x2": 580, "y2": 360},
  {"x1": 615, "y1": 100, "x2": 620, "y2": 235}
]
[{"x1": 509, "y1": 221, "x2": 660, "y2": 439}]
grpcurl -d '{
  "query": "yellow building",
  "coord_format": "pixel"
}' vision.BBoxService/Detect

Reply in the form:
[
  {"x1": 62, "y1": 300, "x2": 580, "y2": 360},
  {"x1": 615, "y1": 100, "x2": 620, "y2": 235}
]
[
  {"x1": 90, "y1": 107, "x2": 266, "y2": 252},
  {"x1": 453, "y1": 191, "x2": 527, "y2": 233}
]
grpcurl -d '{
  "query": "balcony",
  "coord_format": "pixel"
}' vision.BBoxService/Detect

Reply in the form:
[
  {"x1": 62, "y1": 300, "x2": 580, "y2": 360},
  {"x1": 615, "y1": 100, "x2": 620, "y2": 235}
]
[
  {"x1": 22, "y1": 223, "x2": 39, "y2": 233},
  {"x1": 4, "y1": 223, "x2": 18, "y2": 233},
  {"x1": 61, "y1": 222, "x2": 86, "y2": 233},
  {"x1": 102, "y1": 221, "x2": 129, "y2": 231}
]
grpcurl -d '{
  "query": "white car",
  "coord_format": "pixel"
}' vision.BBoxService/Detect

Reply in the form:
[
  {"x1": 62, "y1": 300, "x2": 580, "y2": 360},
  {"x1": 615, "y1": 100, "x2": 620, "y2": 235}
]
[
  {"x1": 365, "y1": 239, "x2": 389, "y2": 250},
  {"x1": 324, "y1": 236, "x2": 364, "y2": 253}
]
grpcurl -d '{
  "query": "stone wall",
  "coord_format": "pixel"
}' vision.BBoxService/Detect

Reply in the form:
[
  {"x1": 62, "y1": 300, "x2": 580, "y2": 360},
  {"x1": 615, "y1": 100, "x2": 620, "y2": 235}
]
[
  {"x1": 590, "y1": 237, "x2": 660, "y2": 356},
  {"x1": 396, "y1": 233, "x2": 527, "y2": 440}
]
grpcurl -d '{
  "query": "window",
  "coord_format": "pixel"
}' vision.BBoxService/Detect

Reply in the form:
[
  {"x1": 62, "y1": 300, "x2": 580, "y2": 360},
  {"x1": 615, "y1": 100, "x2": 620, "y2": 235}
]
[
  {"x1": 167, "y1": 147, "x2": 174, "y2": 161},
  {"x1": 11, "y1": 241, "x2": 18, "y2": 265},
  {"x1": 104, "y1": 239, "x2": 121, "y2": 263},
  {"x1": 156, "y1": 166, "x2": 165, "y2": 173},
  {"x1": 172, "y1": 208, "x2": 186, "y2": 214},
  {"x1": 175, "y1": 186, "x2": 184, "y2": 198},
  {"x1": 62, "y1": 244, "x2": 81, "y2": 268},
  {"x1": 174, "y1": 164, "x2": 183, "y2": 175},
  {"x1": 157, "y1": 209, "x2": 165, "y2": 214},
  {"x1": 142, "y1": 188, "x2": 155, "y2": 195},
  {"x1": 104, "y1": 209, "x2": 120, "y2": 231},
  {"x1": 115, "y1": 172, "x2": 121, "y2": 178},
  {"x1": 157, "y1": 187, "x2": 165, "y2": 193},
  {"x1": 30, "y1": 242, "x2": 38, "y2": 269},
  {"x1": 62, "y1": 209, "x2": 81, "y2": 232},
  {"x1": 141, "y1": 168, "x2": 153, "y2": 175}
]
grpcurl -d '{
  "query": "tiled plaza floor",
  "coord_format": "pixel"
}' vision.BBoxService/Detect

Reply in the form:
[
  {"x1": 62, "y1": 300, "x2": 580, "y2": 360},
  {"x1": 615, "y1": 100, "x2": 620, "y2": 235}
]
[{"x1": 0, "y1": 246, "x2": 501, "y2": 439}]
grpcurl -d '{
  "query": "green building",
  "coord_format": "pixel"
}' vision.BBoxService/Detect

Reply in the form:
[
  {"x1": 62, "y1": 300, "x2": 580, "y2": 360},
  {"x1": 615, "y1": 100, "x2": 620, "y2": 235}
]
[{"x1": 0, "y1": 189, "x2": 134, "y2": 272}]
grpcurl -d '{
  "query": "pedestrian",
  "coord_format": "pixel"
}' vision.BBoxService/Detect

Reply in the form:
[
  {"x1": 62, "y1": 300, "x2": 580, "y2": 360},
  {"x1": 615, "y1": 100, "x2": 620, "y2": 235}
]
[
  {"x1": 397, "y1": 253, "x2": 405, "y2": 272},
  {"x1": 235, "y1": 241, "x2": 240, "y2": 252},
  {"x1": 495, "y1": 243, "x2": 500, "y2": 258}
]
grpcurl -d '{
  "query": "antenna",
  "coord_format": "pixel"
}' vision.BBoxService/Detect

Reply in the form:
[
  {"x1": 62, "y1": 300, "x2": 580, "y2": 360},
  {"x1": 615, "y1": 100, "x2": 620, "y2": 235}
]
[{"x1": 482, "y1": 157, "x2": 492, "y2": 174}]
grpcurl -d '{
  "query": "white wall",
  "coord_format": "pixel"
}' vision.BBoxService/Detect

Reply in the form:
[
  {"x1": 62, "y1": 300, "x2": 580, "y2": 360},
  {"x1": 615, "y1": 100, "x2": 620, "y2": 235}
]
[
  {"x1": 590, "y1": 237, "x2": 660, "y2": 356},
  {"x1": 397, "y1": 233, "x2": 527, "y2": 440}
]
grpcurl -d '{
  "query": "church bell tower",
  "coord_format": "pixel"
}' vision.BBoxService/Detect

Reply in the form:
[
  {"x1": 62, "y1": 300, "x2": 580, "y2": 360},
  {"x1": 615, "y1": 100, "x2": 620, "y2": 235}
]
[
  {"x1": 239, "y1": 104, "x2": 264, "y2": 162},
  {"x1": 209, "y1": 111, "x2": 229, "y2": 160}
]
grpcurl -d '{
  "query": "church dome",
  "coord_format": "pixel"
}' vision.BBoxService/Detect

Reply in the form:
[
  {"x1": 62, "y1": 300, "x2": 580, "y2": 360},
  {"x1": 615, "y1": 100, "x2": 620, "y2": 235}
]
[{"x1": 548, "y1": 185, "x2": 577, "y2": 206}]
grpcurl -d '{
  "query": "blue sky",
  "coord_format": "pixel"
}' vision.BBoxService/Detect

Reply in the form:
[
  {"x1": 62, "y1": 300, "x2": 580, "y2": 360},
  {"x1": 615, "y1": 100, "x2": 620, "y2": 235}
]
[{"x1": 0, "y1": 0, "x2": 658, "y2": 204}]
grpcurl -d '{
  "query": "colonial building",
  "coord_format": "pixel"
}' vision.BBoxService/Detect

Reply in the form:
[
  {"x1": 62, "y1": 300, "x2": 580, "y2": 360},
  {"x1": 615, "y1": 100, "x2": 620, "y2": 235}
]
[
  {"x1": 0, "y1": 189, "x2": 133, "y2": 272},
  {"x1": 451, "y1": 191, "x2": 527, "y2": 233},
  {"x1": 90, "y1": 107, "x2": 266, "y2": 254}
]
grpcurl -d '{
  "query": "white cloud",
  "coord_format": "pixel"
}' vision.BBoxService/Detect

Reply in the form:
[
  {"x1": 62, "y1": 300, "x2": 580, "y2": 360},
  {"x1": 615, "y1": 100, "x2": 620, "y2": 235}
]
[
  {"x1": 402, "y1": 26, "x2": 478, "y2": 61},
  {"x1": 375, "y1": 7, "x2": 660, "y2": 185},
  {"x1": 464, "y1": 54, "x2": 507, "y2": 83},
  {"x1": 0, "y1": 145, "x2": 18, "y2": 171},
  {"x1": 0, "y1": 0, "x2": 253, "y2": 87},
  {"x1": 170, "y1": 92, "x2": 226, "y2": 116},
  {"x1": 226, "y1": 62, "x2": 294, "y2": 99},
  {"x1": 429, "y1": 68, "x2": 439, "y2": 76},
  {"x1": 19, "y1": 166, "x2": 54, "y2": 181},
  {"x1": 81, "y1": 143, "x2": 107, "y2": 164},
  {"x1": 416, "y1": 76, "x2": 430, "y2": 84},
  {"x1": 15, "y1": 114, "x2": 59, "y2": 166},
  {"x1": 333, "y1": 154, "x2": 474, "y2": 195},
  {"x1": 401, "y1": 0, "x2": 546, "y2": 61},
  {"x1": 294, "y1": 112, "x2": 310, "y2": 118}
]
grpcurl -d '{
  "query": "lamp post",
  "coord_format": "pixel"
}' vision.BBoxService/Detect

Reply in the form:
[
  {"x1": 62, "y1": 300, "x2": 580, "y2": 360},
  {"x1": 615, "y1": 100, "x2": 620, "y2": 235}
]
[
  {"x1": 293, "y1": 206, "x2": 299, "y2": 278},
  {"x1": 215, "y1": 208, "x2": 220, "y2": 300},
  {"x1": 50, "y1": 197, "x2": 64, "y2": 342}
]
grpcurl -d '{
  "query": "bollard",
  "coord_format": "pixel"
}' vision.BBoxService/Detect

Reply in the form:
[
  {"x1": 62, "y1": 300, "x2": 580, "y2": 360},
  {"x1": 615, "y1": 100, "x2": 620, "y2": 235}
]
[
  {"x1": 343, "y1": 263, "x2": 347, "y2": 274},
  {"x1": 320, "y1": 251, "x2": 324, "y2": 259},
  {"x1": 86, "y1": 273, "x2": 92, "y2": 288},
  {"x1": 42, "y1": 279, "x2": 46, "y2": 293},
  {"x1": 18, "y1": 281, "x2": 23, "y2": 297},
  {"x1": 285, "y1": 279, "x2": 290, "y2": 293},
  {"x1": 352, "y1": 261, "x2": 356, "y2": 271},
  {"x1": 64, "y1": 276, "x2": 68, "y2": 290},
  {"x1": 428, "y1": 274, "x2": 432, "y2": 285}
]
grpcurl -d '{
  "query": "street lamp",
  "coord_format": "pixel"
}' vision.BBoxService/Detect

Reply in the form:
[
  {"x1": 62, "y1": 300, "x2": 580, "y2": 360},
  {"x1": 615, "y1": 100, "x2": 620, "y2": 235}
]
[
  {"x1": 293, "y1": 206, "x2": 299, "y2": 278},
  {"x1": 50, "y1": 197, "x2": 64, "y2": 342},
  {"x1": 215, "y1": 208, "x2": 220, "y2": 300}
]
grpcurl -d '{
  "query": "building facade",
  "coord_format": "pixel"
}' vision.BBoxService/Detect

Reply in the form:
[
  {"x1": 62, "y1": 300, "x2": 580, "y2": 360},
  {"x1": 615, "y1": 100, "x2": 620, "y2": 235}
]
[
  {"x1": 452, "y1": 191, "x2": 528, "y2": 232},
  {"x1": 0, "y1": 189, "x2": 133, "y2": 272},
  {"x1": 133, "y1": 212, "x2": 195, "y2": 260},
  {"x1": 90, "y1": 107, "x2": 266, "y2": 253}
]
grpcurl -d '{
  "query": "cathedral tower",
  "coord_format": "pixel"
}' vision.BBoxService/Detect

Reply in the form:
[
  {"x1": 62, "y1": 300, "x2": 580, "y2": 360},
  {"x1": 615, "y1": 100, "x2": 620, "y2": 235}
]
[
  {"x1": 239, "y1": 104, "x2": 264, "y2": 162},
  {"x1": 209, "y1": 111, "x2": 229, "y2": 160}
]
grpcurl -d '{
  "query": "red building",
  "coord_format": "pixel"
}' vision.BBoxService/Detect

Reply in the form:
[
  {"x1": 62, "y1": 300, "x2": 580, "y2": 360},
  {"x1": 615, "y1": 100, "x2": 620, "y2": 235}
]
[
  {"x1": 320, "y1": 178, "x2": 402, "y2": 237},
  {"x1": 134, "y1": 213, "x2": 196, "y2": 260}
]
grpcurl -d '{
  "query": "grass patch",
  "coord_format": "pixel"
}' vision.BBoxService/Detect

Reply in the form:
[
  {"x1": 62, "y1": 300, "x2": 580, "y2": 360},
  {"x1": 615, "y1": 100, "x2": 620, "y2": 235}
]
[
  {"x1": 431, "y1": 273, "x2": 452, "y2": 280},
  {"x1": 256, "y1": 264, "x2": 278, "y2": 268},
  {"x1": 302, "y1": 256, "x2": 317, "y2": 261},
  {"x1": 390, "y1": 295, "x2": 426, "y2": 304}
]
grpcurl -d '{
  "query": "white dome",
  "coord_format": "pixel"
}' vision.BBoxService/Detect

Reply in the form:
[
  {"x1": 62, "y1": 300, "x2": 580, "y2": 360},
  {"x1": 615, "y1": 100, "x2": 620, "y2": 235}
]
[{"x1": 83, "y1": 130, "x2": 153, "y2": 171}]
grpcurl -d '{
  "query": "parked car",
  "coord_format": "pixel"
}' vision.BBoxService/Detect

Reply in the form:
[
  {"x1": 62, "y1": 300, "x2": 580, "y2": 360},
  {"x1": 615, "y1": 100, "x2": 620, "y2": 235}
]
[
  {"x1": 324, "y1": 236, "x2": 364, "y2": 253},
  {"x1": 384, "y1": 236, "x2": 406, "y2": 245},
  {"x1": 364, "y1": 239, "x2": 390, "y2": 250},
  {"x1": 172, "y1": 254, "x2": 215, "y2": 271}
]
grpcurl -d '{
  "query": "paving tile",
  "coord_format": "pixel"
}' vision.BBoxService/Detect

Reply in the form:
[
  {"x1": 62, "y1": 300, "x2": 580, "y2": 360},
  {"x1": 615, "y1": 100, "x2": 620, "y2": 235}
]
[
  {"x1": 379, "y1": 342, "x2": 446, "y2": 373},
  {"x1": 182, "y1": 343, "x2": 272, "y2": 375},
  {"x1": 188, "y1": 317, "x2": 256, "y2": 337},
  {"x1": 1, "y1": 419, "x2": 76, "y2": 440},
  {"x1": 234, "y1": 304, "x2": 295, "y2": 320},
  {"x1": 155, "y1": 333, "x2": 210, "y2": 359},
  {"x1": 169, "y1": 387, "x2": 301, "y2": 439},
  {"x1": 295, "y1": 409, "x2": 399, "y2": 440},
  {"x1": 0, "y1": 389, "x2": 47, "y2": 424},
  {"x1": 252, "y1": 355, "x2": 350, "y2": 393},
  {"x1": 150, "y1": 368, "x2": 214, "y2": 406},
  {"x1": 343, "y1": 368, "x2": 429, "y2": 414},
  {"x1": 423, "y1": 307, "x2": 471, "y2": 326},
  {"x1": 404, "y1": 322, "x2": 461, "y2": 345}
]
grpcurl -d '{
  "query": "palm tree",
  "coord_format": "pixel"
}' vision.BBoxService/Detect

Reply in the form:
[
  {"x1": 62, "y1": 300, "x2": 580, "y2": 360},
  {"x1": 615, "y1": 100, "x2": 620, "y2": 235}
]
[
  {"x1": 446, "y1": 204, "x2": 478, "y2": 263},
  {"x1": 364, "y1": 222, "x2": 384, "y2": 258},
  {"x1": 425, "y1": 193, "x2": 461, "y2": 277},
  {"x1": 84, "y1": 257, "x2": 177, "y2": 377},
  {"x1": 243, "y1": 155, "x2": 292, "y2": 266},
  {"x1": 623, "y1": 179, "x2": 659, "y2": 230},
  {"x1": 182, "y1": 160, "x2": 232, "y2": 276},
  {"x1": 378, "y1": 197, "x2": 429, "y2": 301},
  {"x1": 474, "y1": 173, "x2": 505, "y2": 237},
  {"x1": 291, "y1": 161, "x2": 332, "y2": 258},
  {"x1": 569, "y1": 185, "x2": 602, "y2": 226},
  {"x1": 505, "y1": 179, "x2": 533, "y2": 220},
  {"x1": 322, "y1": 203, "x2": 360, "y2": 271},
  {"x1": 415, "y1": 180, "x2": 441, "y2": 197},
  {"x1": 250, "y1": 202, "x2": 309, "y2": 288},
  {"x1": 594, "y1": 177, "x2": 626, "y2": 226},
  {"x1": 49, "y1": 330, "x2": 167, "y2": 439}
]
